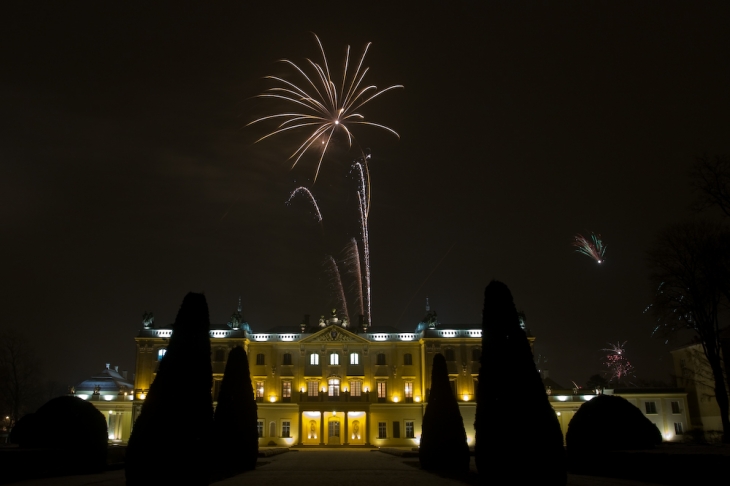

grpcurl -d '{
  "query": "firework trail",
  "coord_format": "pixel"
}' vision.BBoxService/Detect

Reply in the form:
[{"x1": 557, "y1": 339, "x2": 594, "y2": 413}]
[
  {"x1": 286, "y1": 186, "x2": 323, "y2": 222},
  {"x1": 573, "y1": 232, "x2": 606, "y2": 264},
  {"x1": 248, "y1": 34, "x2": 403, "y2": 182},
  {"x1": 324, "y1": 255, "x2": 349, "y2": 323},
  {"x1": 342, "y1": 237, "x2": 365, "y2": 317},
  {"x1": 352, "y1": 157, "x2": 372, "y2": 325},
  {"x1": 602, "y1": 341, "x2": 635, "y2": 383}
]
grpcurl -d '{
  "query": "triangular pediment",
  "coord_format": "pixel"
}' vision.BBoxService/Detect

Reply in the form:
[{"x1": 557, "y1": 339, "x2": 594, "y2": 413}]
[{"x1": 300, "y1": 325, "x2": 370, "y2": 344}]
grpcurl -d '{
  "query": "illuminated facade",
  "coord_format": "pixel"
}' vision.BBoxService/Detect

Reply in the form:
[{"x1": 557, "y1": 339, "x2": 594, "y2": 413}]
[{"x1": 80, "y1": 301, "x2": 691, "y2": 446}]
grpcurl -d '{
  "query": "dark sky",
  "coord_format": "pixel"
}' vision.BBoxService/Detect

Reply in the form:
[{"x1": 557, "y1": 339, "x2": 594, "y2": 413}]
[{"x1": 2, "y1": 1, "x2": 729, "y2": 389}]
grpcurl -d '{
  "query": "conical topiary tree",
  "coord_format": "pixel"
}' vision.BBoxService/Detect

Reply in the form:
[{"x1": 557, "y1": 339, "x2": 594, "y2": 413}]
[
  {"x1": 212, "y1": 346, "x2": 258, "y2": 476},
  {"x1": 125, "y1": 292, "x2": 214, "y2": 486},
  {"x1": 475, "y1": 280, "x2": 566, "y2": 484},
  {"x1": 419, "y1": 353, "x2": 470, "y2": 471}
]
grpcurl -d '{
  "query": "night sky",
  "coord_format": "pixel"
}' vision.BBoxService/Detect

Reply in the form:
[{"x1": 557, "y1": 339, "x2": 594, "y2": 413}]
[{"x1": 2, "y1": 2, "x2": 729, "y2": 389}]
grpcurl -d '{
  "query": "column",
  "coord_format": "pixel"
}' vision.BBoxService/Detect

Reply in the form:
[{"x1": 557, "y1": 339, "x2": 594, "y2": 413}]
[
  {"x1": 319, "y1": 410, "x2": 325, "y2": 445},
  {"x1": 365, "y1": 410, "x2": 370, "y2": 446},
  {"x1": 298, "y1": 411, "x2": 303, "y2": 446},
  {"x1": 344, "y1": 411, "x2": 349, "y2": 445}
]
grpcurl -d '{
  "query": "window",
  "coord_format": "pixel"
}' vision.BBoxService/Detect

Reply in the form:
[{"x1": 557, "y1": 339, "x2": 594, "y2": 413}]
[
  {"x1": 257, "y1": 420, "x2": 264, "y2": 438},
  {"x1": 393, "y1": 421, "x2": 400, "y2": 438},
  {"x1": 377, "y1": 353, "x2": 386, "y2": 365},
  {"x1": 255, "y1": 381, "x2": 264, "y2": 402},
  {"x1": 350, "y1": 381, "x2": 362, "y2": 397},
  {"x1": 310, "y1": 353, "x2": 319, "y2": 365},
  {"x1": 377, "y1": 381, "x2": 387, "y2": 402},
  {"x1": 472, "y1": 348, "x2": 481, "y2": 361},
  {"x1": 671, "y1": 401, "x2": 680, "y2": 414},
  {"x1": 404, "y1": 353, "x2": 413, "y2": 365},
  {"x1": 308, "y1": 380, "x2": 319, "y2": 397},
  {"x1": 214, "y1": 349, "x2": 225, "y2": 362},
  {"x1": 404, "y1": 382, "x2": 413, "y2": 403},
  {"x1": 445, "y1": 348, "x2": 455, "y2": 361},
  {"x1": 378, "y1": 422, "x2": 387, "y2": 439},
  {"x1": 283, "y1": 353, "x2": 292, "y2": 365},
  {"x1": 405, "y1": 420, "x2": 415, "y2": 438},
  {"x1": 645, "y1": 402, "x2": 657, "y2": 414},
  {"x1": 449, "y1": 379, "x2": 456, "y2": 397},
  {"x1": 328, "y1": 377, "x2": 340, "y2": 397},
  {"x1": 256, "y1": 353, "x2": 265, "y2": 365},
  {"x1": 282, "y1": 421, "x2": 291, "y2": 438},
  {"x1": 674, "y1": 422, "x2": 684, "y2": 435},
  {"x1": 330, "y1": 352, "x2": 339, "y2": 365},
  {"x1": 350, "y1": 352, "x2": 359, "y2": 365},
  {"x1": 282, "y1": 381, "x2": 291, "y2": 402},
  {"x1": 473, "y1": 378, "x2": 479, "y2": 397},
  {"x1": 157, "y1": 348, "x2": 166, "y2": 361}
]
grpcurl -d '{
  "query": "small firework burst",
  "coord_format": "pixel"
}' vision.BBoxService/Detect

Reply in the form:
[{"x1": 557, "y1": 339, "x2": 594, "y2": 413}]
[
  {"x1": 602, "y1": 341, "x2": 635, "y2": 384},
  {"x1": 574, "y1": 232, "x2": 607, "y2": 264}
]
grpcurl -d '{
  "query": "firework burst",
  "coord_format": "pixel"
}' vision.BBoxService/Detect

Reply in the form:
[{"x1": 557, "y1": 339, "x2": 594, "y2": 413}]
[
  {"x1": 602, "y1": 341, "x2": 635, "y2": 384},
  {"x1": 248, "y1": 34, "x2": 403, "y2": 182},
  {"x1": 573, "y1": 232, "x2": 606, "y2": 264}
]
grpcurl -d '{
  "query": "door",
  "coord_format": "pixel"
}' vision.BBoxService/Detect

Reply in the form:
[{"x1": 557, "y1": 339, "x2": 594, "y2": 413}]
[{"x1": 328, "y1": 419, "x2": 341, "y2": 445}]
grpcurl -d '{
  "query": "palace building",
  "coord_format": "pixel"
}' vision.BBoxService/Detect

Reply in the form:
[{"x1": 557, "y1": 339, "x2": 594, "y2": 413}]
[{"x1": 76, "y1": 299, "x2": 692, "y2": 446}]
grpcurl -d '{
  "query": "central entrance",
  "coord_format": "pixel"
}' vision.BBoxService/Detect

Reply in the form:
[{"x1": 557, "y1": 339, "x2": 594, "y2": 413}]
[{"x1": 328, "y1": 418, "x2": 341, "y2": 445}]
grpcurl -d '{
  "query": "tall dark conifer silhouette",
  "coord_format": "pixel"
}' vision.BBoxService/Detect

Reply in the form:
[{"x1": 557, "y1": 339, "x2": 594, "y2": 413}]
[
  {"x1": 419, "y1": 353, "x2": 470, "y2": 471},
  {"x1": 125, "y1": 292, "x2": 214, "y2": 486},
  {"x1": 475, "y1": 280, "x2": 566, "y2": 484},
  {"x1": 212, "y1": 346, "x2": 258, "y2": 475}
]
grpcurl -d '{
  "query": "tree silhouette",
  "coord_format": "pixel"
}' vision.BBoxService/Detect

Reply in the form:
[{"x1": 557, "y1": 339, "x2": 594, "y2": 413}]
[
  {"x1": 125, "y1": 292, "x2": 214, "y2": 485},
  {"x1": 475, "y1": 280, "x2": 566, "y2": 484},
  {"x1": 212, "y1": 346, "x2": 258, "y2": 476},
  {"x1": 419, "y1": 353, "x2": 470, "y2": 470},
  {"x1": 646, "y1": 219, "x2": 730, "y2": 443}
]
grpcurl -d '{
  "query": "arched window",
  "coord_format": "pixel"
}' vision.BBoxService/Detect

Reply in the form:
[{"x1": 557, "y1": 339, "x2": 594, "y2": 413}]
[
  {"x1": 256, "y1": 353, "x2": 265, "y2": 365},
  {"x1": 444, "y1": 348, "x2": 455, "y2": 361},
  {"x1": 404, "y1": 353, "x2": 413, "y2": 365},
  {"x1": 349, "y1": 352, "x2": 359, "y2": 365},
  {"x1": 157, "y1": 348, "x2": 166, "y2": 361},
  {"x1": 328, "y1": 377, "x2": 340, "y2": 396},
  {"x1": 310, "y1": 353, "x2": 319, "y2": 365},
  {"x1": 472, "y1": 348, "x2": 481, "y2": 361},
  {"x1": 214, "y1": 349, "x2": 225, "y2": 362},
  {"x1": 376, "y1": 353, "x2": 386, "y2": 365},
  {"x1": 330, "y1": 352, "x2": 339, "y2": 365},
  {"x1": 283, "y1": 353, "x2": 292, "y2": 365}
]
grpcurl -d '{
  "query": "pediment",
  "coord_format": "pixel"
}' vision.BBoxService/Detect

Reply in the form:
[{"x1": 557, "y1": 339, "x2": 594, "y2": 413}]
[{"x1": 300, "y1": 325, "x2": 370, "y2": 344}]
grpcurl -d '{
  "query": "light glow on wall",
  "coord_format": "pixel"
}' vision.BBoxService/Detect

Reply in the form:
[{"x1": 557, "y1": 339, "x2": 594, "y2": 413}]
[
  {"x1": 103, "y1": 395, "x2": 114, "y2": 401},
  {"x1": 462, "y1": 394, "x2": 469, "y2": 401},
  {"x1": 414, "y1": 396, "x2": 421, "y2": 403},
  {"x1": 77, "y1": 394, "x2": 89, "y2": 400},
  {"x1": 556, "y1": 395, "x2": 569, "y2": 402}
]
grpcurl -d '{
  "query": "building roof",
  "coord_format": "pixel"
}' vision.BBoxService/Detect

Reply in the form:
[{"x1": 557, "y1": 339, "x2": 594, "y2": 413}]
[{"x1": 74, "y1": 364, "x2": 134, "y2": 394}]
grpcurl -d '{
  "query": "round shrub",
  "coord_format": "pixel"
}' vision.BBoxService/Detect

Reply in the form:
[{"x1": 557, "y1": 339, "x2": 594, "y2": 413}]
[
  {"x1": 13, "y1": 396, "x2": 108, "y2": 472},
  {"x1": 566, "y1": 394, "x2": 662, "y2": 452}
]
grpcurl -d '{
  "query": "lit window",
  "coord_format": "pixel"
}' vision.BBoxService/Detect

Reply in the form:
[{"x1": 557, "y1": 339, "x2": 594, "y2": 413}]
[
  {"x1": 282, "y1": 421, "x2": 291, "y2": 438},
  {"x1": 377, "y1": 353, "x2": 386, "y2": 365},
  {"x1": 310, "y1": 353, "x2": 319, "y2": 365},
  {"x1": 257, "y1": 420, "x2": 264, "y2": 438},
  {"x1": 671, "y1": 401, "x2": 680, "y2": 414},
  {"x1": 255, "y1": 381, "x2": 264, "y2": 402},
  {"x1": 645, "y1": 402, "x2": 657, "y2": 414},
  {"x1": 282, "y1": 381, "x2": 291, "y2": 401},
  {"x1": 308, "y1": 381, "x2": 319, "y2": 397},
  {"x1": 404, "y1": 382, "x2": 413, "y2": 403},
  {"x1": 256, "y1": 354, "x2": 265, "y2": 366},
  {"x1": 404, "y1": 353, "x2": 412, "y2": 365},
  {"x1": 378, "y1": 422, "x2": 387, "y2": 439},
  {"x1": 328, "y1": 377, "x2": 340, "y2": 397},
  {"x1": 330, "y1": 352, "x2": 339, "y2": 365},
  {"x1": 283, "y1": 353, "x2": 292, "y2": 365},
  {"x1": 405, "y1": 420, "x2": 415, "y2": 438},
  {"x1": 350, "y1": 381, "x2": 362, "y2": 397},
  {"x1": 350, "y1": 352, "x2": 359, "y2": 365},
  {"x1": 157, "y1": 348, "x2": 166, "y2": 361},
  {"x1": 377, "y1": 381, "x2": 387, "y2": 402},
  {"x1": 674, "y1": 422, "x2": 683, "y2": 435}
]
